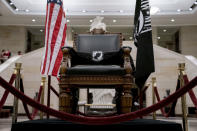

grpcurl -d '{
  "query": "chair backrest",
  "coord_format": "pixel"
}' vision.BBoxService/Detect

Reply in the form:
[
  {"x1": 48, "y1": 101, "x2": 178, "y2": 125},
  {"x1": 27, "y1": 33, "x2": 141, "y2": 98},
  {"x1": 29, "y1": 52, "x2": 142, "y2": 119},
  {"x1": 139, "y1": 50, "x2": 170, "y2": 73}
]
[{"x1": 74, "y1": 33, "x2": 122, "y2": 53}]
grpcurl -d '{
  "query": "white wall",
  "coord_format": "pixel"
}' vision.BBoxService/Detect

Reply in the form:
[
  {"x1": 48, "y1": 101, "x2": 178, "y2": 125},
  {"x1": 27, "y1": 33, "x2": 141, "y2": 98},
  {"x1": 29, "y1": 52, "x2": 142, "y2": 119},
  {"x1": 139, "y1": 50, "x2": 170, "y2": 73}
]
[
  {"x1": 180, "y1": 26, "x2": 197, "y2": 58},
  {"x1": 0, "y1": 26, "x2": 27, "y2": 55},
  {"x1": 152, "y1": 27, "x2": 158, "y2": 45},
  {"x1": 31, "y1": 34, "x2": 45, "y2": 51}
]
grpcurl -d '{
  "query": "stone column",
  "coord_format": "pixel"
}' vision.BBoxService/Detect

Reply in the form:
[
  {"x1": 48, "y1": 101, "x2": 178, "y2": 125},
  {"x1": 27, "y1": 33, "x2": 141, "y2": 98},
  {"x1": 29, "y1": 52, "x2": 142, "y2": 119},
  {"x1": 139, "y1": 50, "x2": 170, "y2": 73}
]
[
  {"x1": 152, "y1": 26, "x2": 158, "y2": 45},
  {"x1": 66, "y1": 27, "x2": 73, "y2": 41},
  {"x1": 179, "y1": 26, "x2": 197, "y2": 58}
]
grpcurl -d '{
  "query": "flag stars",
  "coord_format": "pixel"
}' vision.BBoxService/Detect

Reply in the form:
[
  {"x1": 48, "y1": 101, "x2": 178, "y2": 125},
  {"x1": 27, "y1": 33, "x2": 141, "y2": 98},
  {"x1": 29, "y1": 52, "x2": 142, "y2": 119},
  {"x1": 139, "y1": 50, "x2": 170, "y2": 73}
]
[
  {"x1": 48, "y1": 0, "x2": 62, "y2": 5},
  {"x1": 57, "y1": 0, "x2": 62, "y2": 4}
]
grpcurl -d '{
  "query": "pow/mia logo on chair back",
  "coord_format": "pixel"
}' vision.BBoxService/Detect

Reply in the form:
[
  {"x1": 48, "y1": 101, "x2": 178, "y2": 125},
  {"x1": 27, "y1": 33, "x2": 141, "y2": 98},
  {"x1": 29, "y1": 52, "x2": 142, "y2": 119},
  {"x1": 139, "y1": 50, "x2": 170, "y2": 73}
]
[{"x1": 92, "y1": 51, "x2": 103, "y2": 62}]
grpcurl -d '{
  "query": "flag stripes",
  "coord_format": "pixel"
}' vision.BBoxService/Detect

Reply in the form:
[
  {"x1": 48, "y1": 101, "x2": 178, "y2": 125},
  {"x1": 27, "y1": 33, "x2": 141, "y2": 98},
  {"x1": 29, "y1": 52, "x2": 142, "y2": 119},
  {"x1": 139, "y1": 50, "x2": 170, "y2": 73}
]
[
  {"x1": 47, "y1": 6, "x2": 63, "y2": 74},
  {"x1": 41, "y1": 0, "x2": 67, "y2": 76}
]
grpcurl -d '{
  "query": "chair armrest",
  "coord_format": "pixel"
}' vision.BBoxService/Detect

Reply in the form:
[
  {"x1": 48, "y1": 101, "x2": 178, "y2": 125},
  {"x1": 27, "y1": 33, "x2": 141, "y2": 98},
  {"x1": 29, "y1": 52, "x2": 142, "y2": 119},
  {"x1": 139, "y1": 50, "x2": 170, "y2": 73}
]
[
  {"x1": 62, "y1": 46, "x2": 73, "y2": 50},
  {"x1": 59, "y1": 47, "x2": 71, "y2": 75},
  {"x1": 123, "y1": 47, "x2": 132, "y2": 74},
  {"x1": 122, "y1": 46, "x2": 132, "y2": 51}
]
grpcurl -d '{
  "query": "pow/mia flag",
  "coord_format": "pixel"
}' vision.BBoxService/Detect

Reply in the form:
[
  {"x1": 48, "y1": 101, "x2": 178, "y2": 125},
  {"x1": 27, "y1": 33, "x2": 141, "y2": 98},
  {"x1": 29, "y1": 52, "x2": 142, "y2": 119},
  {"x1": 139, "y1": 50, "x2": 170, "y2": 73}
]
[
  {"x1": 133, "y1": 0, "x2": 155, "y2": 88},
  {"x1": 92, "y1": 51, "x2": 103, "y2": 62}
]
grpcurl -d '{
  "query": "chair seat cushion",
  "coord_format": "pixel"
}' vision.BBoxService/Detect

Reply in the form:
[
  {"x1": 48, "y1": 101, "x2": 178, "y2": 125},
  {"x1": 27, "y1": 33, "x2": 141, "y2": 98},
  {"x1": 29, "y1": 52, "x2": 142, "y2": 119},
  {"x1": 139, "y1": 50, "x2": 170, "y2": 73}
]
[{"x1": 66, "y1": 65, "x2": 126, "y2": 75}]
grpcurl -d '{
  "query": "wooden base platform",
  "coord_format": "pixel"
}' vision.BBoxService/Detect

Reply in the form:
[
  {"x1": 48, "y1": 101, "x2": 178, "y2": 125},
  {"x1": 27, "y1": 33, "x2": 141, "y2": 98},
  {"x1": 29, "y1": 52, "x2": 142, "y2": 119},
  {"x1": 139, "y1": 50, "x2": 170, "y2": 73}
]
[{"x1": 11, "y1": 118, "x2": 182, "y2": 131}]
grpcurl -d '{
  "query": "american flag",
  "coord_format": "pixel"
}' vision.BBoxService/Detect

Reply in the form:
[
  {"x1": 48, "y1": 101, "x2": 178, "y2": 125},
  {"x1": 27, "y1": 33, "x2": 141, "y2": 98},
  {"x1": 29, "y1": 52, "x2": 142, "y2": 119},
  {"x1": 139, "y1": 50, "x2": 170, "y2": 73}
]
[{"x1": 41, "y1": 0, "x2": 67, "y2": 76}]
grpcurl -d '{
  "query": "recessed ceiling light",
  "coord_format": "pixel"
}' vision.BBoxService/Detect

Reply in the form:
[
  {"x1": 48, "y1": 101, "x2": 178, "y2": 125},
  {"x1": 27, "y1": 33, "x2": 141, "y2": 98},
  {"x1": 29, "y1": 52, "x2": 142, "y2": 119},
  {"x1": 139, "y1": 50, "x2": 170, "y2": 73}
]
[
  {"x1": 101, "y1": 10, "x2": 105, "y2": 13},
  {"x1": 40, "y1": 29, "x2": 43, "y2": 32},
  {"x1": 157, "y1": 36, "x2": 161, "y2": 40},
  {"x1": 15, "y1": 8, "x2": 19, "y2": 11},
  {"x1": 189, "y1": 8, "x2": 193, "y2": 11},
  {"x1": 163, "y1": 29, "x2": 167, "y2": 32},
  {"x1": 89, "y1": 19, "x2": 93, "y2": 23},
  {"x1": 120, "y1": 10, "x2": 124, "y2": 13},
  {"x1": 150, "y1": 6, "x2": 160, "y2": 15},
  {"x1": 171, "y1": 19, "x2": 175, "y2": 22},
  {"x1": 25, "y1": 9, "x2": 29, "y2": 12},
  {"x1": 195, "y1": 2, "x2": 197, "y2": 5},
  {"x1": 66, "y1": 19, "x2": 70, "y2": 23},
  {"x1": 32, "y1": 19, "x2": 36, "y2": 22},
  {"x1": 82, "y1": 9, "x2": 86, "y2": 13},
  {"x1": 10, "y1": 2, "x2": 13, "y2": 5},
  {"x1": 177, "y1": 9, "x2": 181, "y2": 12},
  {"x1": 129, "y1": 37, "x2": 133, "y2": 40},
  {"x1": 113, "y1": 19, "x2": 117, "y2": 23}
]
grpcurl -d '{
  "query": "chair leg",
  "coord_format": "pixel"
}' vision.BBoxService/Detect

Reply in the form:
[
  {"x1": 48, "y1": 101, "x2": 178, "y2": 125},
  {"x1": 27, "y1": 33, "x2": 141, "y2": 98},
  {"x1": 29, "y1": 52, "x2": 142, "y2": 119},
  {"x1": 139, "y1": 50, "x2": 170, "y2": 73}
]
[
  {"x1": 121, "y1": 84, "x2": 133, "y2": 114},
  {"x1": 115, "y1": 88, "x2": 122, "y2": 114},
  {"x1": 59, "y1": 84, "x2": 72, "y2": 113},
  {"x1": 71, "y1": 88, "x2": 79, "y2": 114}
]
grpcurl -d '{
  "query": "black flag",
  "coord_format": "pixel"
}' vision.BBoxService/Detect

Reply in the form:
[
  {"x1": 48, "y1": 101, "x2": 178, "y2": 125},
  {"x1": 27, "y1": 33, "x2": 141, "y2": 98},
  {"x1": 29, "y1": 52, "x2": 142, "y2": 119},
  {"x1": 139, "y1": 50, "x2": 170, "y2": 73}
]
[{"x1": 133, "y1": 0, "x2": 155, "y2": 88}]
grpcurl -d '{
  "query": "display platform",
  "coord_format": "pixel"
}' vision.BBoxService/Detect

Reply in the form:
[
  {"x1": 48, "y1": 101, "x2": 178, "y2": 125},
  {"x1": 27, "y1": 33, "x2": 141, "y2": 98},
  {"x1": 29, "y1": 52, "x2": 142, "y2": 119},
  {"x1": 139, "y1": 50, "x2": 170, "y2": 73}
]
[{"x1": 11, "y1": 118, "x2": 183, "y2": 131}]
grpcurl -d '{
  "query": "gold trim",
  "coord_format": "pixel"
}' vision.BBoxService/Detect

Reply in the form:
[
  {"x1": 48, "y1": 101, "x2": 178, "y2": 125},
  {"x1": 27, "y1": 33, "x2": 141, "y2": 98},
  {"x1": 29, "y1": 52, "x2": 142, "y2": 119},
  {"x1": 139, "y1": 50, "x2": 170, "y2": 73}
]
[{"x1": 41, "y1": 77, "x2": 46, "y2": 86}]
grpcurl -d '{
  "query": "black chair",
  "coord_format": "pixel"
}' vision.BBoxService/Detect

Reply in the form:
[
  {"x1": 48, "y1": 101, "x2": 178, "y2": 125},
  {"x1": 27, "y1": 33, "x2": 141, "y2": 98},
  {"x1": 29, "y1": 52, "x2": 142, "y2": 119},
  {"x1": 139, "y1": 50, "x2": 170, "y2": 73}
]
[{"x1": 59, "y1": 30, "x2": 135, "y2": 114}]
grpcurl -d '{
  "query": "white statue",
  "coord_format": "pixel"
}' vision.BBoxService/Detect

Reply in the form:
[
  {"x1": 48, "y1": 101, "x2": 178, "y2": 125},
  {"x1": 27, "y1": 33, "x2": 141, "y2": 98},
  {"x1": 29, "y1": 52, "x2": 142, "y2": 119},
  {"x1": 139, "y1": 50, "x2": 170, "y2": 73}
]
[{"x1": 90, "y1": 16, "x2": 106, "y2": 32}]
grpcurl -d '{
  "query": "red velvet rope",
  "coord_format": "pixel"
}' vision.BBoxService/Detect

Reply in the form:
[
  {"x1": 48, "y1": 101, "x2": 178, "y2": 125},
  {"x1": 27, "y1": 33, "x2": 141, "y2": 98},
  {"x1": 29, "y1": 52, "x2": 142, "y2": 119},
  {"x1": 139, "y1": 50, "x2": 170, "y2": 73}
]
[
  {"x1": 154, "y1": 87, "x2": 168, "y2": 117},
  {"x1": 19, "y1": 78, "x2": 43, "y2": 120},
  {"x1": 0, "y1": 76, "x2": 197, "y2": 125},
  {"x1": 154, "y1": 78, "x2": 181, "y2": 117},
  {"x1": 0, "y1": 74, "x2": 16, "y2": 110},
  {"x1": 183, "y1": 75, "x2": 197, "y2": 108},
  {"x1": 138, "y1": 85, "x2": 149, "y2": 119},
  {"x1": 134, "y1": 85, "x2": 149, "y2": 102},
  {"x1": 31, "y1": 85, "x2": 43, "y2": 118}
]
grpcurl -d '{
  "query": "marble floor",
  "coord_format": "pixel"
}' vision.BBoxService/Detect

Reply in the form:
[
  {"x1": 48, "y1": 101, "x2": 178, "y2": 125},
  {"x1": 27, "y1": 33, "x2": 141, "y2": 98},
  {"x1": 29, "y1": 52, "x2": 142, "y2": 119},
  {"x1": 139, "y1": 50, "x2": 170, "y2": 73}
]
[{"x1": 0, "y1": 116, "x2": 197, "y2": 131}]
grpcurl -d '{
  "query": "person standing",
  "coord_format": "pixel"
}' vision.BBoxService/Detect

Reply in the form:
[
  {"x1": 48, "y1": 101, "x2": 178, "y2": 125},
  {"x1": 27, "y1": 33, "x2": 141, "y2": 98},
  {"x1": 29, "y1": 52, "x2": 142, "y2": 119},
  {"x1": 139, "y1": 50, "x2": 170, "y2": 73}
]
[
  {"x1": 0, "y1": 49, "x2": 5, "y2": 63},
  {"x1": 7, "y1": 50, "x2": 11, "y2": 58}
]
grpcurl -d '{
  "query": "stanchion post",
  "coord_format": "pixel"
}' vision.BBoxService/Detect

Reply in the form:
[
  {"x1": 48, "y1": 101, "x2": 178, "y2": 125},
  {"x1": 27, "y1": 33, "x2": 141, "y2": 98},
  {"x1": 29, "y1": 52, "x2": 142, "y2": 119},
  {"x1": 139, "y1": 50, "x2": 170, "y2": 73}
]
[
  {"x1": 47, "y1": 76, "x2": 51, "y2": 119},
  {"x1": 12, "y1": 63, "x2": 22, "y2": 124},
  {"x1": 40, "y1": 77, "x2": 46, "y2": 119},
  {"x1": 152, "y1": 77, "x2": 156, "y2": 120},
  {"x1": 179, "y1": 63, "x2": 188, "y2": 131}
]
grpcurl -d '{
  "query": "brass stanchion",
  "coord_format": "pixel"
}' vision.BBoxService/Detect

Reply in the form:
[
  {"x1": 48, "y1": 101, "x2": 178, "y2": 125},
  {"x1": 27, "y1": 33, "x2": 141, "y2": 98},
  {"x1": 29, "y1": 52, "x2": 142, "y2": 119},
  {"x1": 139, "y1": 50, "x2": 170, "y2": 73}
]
[
  {"x1": 179, "y1": 63, "x2": 188, "y2": 131},
  {"x1": 40, "y1": 77, "x2": 46, "y2": 119},
  {"x1": 12, "y1": 63, "x2": 22, "y2": 123},
  {"x1": 152, "y1": 77, "x2": 156, "y2": 120},
  {"x1": 47, "y1": 76, "x2": 51, "y2": 119}
]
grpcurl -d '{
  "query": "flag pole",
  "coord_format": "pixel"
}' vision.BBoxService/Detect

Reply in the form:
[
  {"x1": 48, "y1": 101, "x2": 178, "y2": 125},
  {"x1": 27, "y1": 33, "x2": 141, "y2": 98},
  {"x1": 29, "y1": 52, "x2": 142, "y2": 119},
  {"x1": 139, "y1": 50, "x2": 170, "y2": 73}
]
[
  {"x1": 40, "y1": 77, "x2": 46, "y2": 119},
  {"x1": 47, "y1": 75, "x2": 51, "y2": 119}
]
